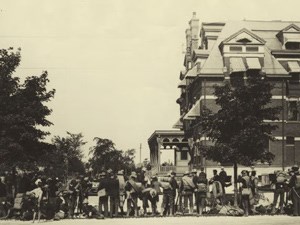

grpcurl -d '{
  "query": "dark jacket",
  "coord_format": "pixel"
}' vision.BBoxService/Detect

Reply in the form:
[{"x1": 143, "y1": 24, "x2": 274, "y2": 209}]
[
  {"x1": 289, "y1": 171, "x2": 300, "y2": 190},
  {"x1": 106, "y1": 176, "x2": 120, "y2": 197},
  {"x1": 0, "y1": 181, "x2": 7, "y2": 197}
]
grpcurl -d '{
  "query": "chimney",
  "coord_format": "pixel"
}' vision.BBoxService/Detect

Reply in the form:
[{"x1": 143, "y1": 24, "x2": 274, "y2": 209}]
[{"x1": 189, "y1": 12, "x2": 199, "y2": 54}]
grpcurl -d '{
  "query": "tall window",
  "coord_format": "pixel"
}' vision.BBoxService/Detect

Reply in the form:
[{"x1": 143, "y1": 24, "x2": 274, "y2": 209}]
[
  {"x1": 181, "y1": 151, "x2": 188, "y2": 160},
  {"x1": 287, "y1": 101, "x2": 299, "y2": 121}
]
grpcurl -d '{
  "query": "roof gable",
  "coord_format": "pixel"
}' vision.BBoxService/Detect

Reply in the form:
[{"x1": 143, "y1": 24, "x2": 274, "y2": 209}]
[
  {"x1": 221, "y1": 28, "x2": 266, "y2": 45},
  {"x1": 282, "y1": 23, "x2": 300, "y2": 32},
  {"x1": 276, "y1": 24, "x2": 300, "y2": 44}
]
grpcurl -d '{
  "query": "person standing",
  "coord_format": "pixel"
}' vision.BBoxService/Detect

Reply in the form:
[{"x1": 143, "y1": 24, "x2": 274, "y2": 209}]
[
  {"x1": 0, "y1": 177, "x2": 7, "y2": 204},
  {"x1": 125, "y1": 172, "x2": 139, "y2": 217},
  {"x1": 180, "y1": 171, "x2": 195, "y2": 214},
  {"x1": 161, "y1": 171, "x2": 178, "y2": 216},
  {"x1": 81, "y1": 176, "x2": 92, "y2": 202},
  {"x1": 289, "y1": 165, "x2": 300, "y2": 216},
  {"x1": 98, "y1": 171, "x2": 108, "y2": 217},
  {"x1": 27, "y1": 179, "x2": 44, "y2": 223},
  {"x1": 271, "y1": 171, "x2": 287, "y2": 214},
  {"x1": 150, "y1": 175, "x2": 161, "y2": 215},
  {"x1": 191, "y1": 169, "x2": 198, "y2": 205},
  {"x1": 66, "y1": 178, "x2": 78, "y2": 219},
  {"x1": 237, "y1": 170, "x2": 251, "y2": 216},
  {"x1": 195, "y1": 173, "x2": 208, "y2": 215},
  {"x1": 209, "y1": 169, "x2": 223, "y2": 206},
  {"x1": 219, "y1": 167, "x2": 228, "y2": 204},
  {"x1": 46, "y1": 177, "x2": 58, "y2": 219},
  {"x1": 116, "y1": 170, "x2": 126, "y2": 216},
  {"x1": 106, "y1": 169, "x2": 120, "y2": 218}
]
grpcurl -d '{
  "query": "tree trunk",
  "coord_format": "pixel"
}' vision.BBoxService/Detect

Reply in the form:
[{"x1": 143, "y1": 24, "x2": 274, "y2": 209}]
[{"x1": 233, "y1": 162, "x2": 238, "y2": 207}]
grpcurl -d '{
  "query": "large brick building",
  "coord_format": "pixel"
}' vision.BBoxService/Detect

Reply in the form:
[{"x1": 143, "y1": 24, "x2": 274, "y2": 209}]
[{"x1": 175, "y1": 13, "x2": 300, "y2": 173}]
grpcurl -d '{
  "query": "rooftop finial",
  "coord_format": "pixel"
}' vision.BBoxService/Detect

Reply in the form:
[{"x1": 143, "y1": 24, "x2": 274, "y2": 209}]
[{"x1": 193, "y1": 12, "x2": 196, "y2": 18}]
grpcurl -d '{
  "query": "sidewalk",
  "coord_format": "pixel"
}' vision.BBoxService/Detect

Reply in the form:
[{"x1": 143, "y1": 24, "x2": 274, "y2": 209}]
[{"x1": 0, "y1": 215, "x2": 299, "y2": 225}]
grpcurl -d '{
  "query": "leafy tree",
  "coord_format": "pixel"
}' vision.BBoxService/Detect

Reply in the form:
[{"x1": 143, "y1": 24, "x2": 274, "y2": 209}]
[
  {"x1": 198, "y1": 71, "x2": 281, "y2": 205},
  {"x1": 51, "y1": 132, "x2": 86, "y2": 177},
  {"x1": 88, "y1": 137, "x2": 135, "y2": 175},
  {"x1": 0, "y1": 48, "x2": 55, "y2": 170}
]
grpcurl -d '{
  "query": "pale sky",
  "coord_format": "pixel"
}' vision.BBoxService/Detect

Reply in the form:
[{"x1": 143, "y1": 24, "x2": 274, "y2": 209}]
[{"x1": 0, "y1": 0, "x2": 299, "y2": 163}]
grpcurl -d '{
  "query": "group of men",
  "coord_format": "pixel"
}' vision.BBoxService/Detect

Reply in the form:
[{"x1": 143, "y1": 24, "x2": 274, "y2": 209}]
[
  {"x1": 95, "y1": 166, "x2": 228, "y2": 217},
  {"x1": 1, "y1": 164, "x2": 300, "y2": 221}
]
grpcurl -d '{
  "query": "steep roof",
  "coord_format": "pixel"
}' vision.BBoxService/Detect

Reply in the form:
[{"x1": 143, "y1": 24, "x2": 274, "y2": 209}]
[{"x1": 198, "y1": 20, "x2": 300, "y2": 77}]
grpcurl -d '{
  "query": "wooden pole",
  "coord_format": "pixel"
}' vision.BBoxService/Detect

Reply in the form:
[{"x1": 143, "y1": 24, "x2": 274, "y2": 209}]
[{"x1": 282, "y1": 79, "x2": 285, "y2": 171}]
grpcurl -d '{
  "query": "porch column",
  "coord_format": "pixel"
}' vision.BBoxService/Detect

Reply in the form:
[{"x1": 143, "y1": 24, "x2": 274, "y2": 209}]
[{"x1": 156, "y1": 137, "x2": 162, "y2": 172}]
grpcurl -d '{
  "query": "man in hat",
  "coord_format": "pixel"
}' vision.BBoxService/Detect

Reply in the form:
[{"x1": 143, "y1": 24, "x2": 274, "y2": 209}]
[
  {"x1": 27, "y1": 179, "x2": 44, "y2": 223},
  {"x1": 106, "y1": 169, "x2": 120, "y2": 218},
  {"x1": 289, "y1": 165, "x2": 300, "y2": 216},
  {"x1": 81, "y1": 176, "x2": 92, "y2": 201},
  {"x1": 65, "y1": 178, "x2": 78, "y2": 219},
  {"x1": 150, "y1": 175, "x2": 161, "y2": 215},
  {"x1": 125, "y1": 172, "x2": 139, "y2": 217},
  {"x1": 191, "y1": 169, "x2": 198, "y2": 206},
  {"x1": 116, "y1": 170, "x2": 126, "y2": 216},
  {"x1": 139, "y1": 167, "x2": 150, "y2": 215},
  {"x1": 237, "y1": 170, "x2": 251, "y2": 216},
  {"x1": 45, "y1": 177, "x2": 59, "y2": 220},
  {"x1": 161, "y1": 171, "x2": 178, "y2": 216},
  {"x1": 271, "y1": 171, "x2": 287, "y2": 214},
  {"x1": 179, "y1": 171, "x2": 195, "y2": 214},
  {"x1": 219, "y1": 167, "x2": 231, "y2": 204},
  {"x1": 98, "y1": 171, "x2": 108, "y2": 217},
  {"x1": 195, "y1": 170, "x2": 208, "y2": 215}
]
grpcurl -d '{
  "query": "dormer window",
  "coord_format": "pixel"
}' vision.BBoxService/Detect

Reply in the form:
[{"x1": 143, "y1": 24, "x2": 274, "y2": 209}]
[
  {"x1": 229, "y1": 46, "x2": 242, "y2": 52},
  {"x1": 276, "y1": 24, "x2": 300, "y2": 50},
  {"x1": 285, "y1": 41, "x2": 300, "y2": 50},
  {"x1": 246, "y1": 46, "x2": 259, "y2": 52}
]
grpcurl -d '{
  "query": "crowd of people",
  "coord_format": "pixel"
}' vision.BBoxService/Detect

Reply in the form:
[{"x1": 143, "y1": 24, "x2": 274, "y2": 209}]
[{"x1": 0, "y1": 164, "x2": 300, "y2": 222}]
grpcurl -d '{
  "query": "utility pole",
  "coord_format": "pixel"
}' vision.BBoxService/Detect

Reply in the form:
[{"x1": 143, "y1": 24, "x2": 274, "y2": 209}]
[
  {"x1": 282, "y1": 79, "x2": 285, "y2": 171},
  {"x1": 140, "y1": 143, "x2": 142, "y2": 165}
]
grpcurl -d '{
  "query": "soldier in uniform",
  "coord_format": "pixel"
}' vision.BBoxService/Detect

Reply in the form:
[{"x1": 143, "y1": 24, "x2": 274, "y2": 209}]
[
  {"x1": 289, "y1": 165, "x2": 300, "y2": 216},
  {"x1": 161, "y1": 171, "x2": 178, "y2": 216}
]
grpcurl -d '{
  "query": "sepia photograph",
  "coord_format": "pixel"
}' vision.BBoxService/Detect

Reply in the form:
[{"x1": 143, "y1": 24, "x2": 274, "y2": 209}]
[{"x1": 1, "y1": 0, "x2": 300, "y2": 224}]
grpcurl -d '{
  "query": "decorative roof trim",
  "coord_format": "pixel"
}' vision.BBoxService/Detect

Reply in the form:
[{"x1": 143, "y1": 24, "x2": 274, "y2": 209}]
[{"x1": 220, "y1": 28, "x2": 266, "y2": 47}]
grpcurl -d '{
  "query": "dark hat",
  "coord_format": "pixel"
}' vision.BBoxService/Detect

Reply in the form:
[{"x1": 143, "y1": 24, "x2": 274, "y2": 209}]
[{"x1": 292, "y1": 165, "x2": 299, "y2": 171}]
